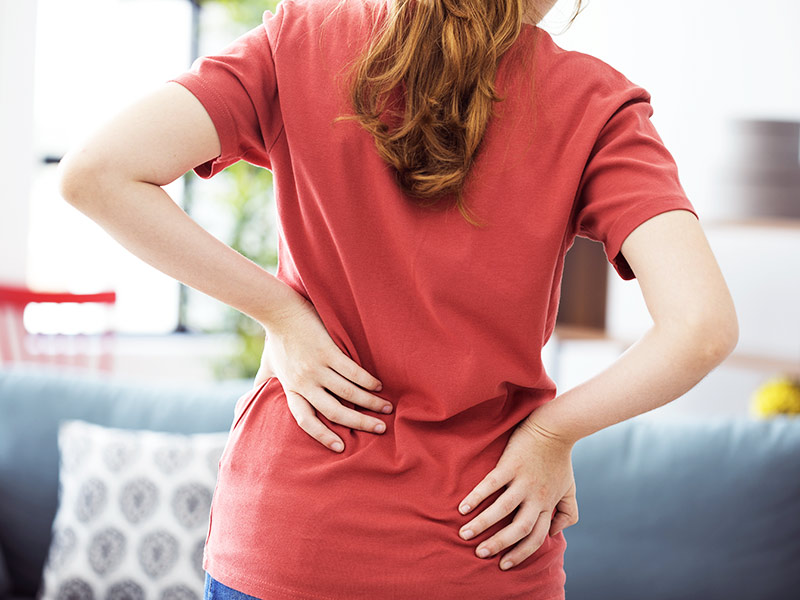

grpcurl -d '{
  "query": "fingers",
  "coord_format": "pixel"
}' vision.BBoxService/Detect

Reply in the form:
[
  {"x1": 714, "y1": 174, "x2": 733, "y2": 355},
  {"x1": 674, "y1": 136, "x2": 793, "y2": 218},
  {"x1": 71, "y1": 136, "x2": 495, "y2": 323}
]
[
  {"x1": 458, "y1": 467, "x2": 510, "y2": 517},
  {"x1": 285, "y1": 382, "x2": 390, "y2": 453},
  {"x1": 457, "y1": 470, "x2": 578, "y2": 570},
  {"x1": 285, "y1": 391, "x2": 347, "y2": 453},
  {"x1": 459, "y1": 489, "x2": 548, "y2": 564},
  {"x1": 462, "y1": 498, "x2": 554, "y2": 569},
  {"x1": 497, "y1": 509, "x2": 552, "y2": 570},
  {"x1": 330, "y1": 353, "x2": 383, "y2": 394},
  {"x1": 318, "y1": 367, "x2": 393, "y2": 416},
  {"x1": 459, "y1": 480, "x2": 519, "y2": 543},
  {"x1": 280, "y1": 351, "x2": 392, "y2": 453},
  {"x1": 309, "y1": 379, "x2": 388, "y2": 435}
]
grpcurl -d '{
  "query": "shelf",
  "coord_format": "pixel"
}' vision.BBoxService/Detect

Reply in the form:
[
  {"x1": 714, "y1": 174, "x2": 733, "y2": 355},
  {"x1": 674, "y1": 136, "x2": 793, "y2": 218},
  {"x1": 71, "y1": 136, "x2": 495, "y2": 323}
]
[
  {"x1": 553, "y1": 326, "x2": 800, "y2": 377},
  {"x1": 721, "y1": 351, "x2": 800, "y2": 377},
  {"x1": 704, "y1": 217, "x2": 800, "y2": 230},
  {"x1": 552, "y1": 324, "x2": 610, "y2": 341}
]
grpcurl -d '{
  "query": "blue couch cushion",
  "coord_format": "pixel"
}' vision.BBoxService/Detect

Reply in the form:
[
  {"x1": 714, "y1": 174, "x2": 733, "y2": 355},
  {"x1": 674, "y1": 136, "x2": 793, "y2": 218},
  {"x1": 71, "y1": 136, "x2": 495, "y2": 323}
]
[
  {"x1": 0, "y1": 364, "x2": 252, "y2": 599},
  {"x1": 564, "y1": 415, "x2": 800, "y2": 599}
]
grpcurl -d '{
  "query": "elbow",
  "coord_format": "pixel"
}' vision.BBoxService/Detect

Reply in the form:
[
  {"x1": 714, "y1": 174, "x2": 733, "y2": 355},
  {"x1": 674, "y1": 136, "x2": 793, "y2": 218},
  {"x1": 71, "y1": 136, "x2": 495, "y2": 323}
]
[
  {"x1": 57, "y1": 148, "x2": 110, "y2": 206},
  {"x1": 656, "y1": 310, "x2": 739, "y2": 368},
  {"x1": 689, "y1": 312, "x2": 740, "y2": 367},
  {"x1": 704, "y1": 321, "x2": 739, "y2": 365},
  {"x1": 57, "y1": 152, "x2": 90, "y2": 205}
]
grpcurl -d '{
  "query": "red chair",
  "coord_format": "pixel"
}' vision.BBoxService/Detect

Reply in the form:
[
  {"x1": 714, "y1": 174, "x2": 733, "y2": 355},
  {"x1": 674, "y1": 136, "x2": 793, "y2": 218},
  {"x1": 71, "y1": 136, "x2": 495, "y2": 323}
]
[{"x1": 0, "y1": 282, "x2": 117, "y2": 372}]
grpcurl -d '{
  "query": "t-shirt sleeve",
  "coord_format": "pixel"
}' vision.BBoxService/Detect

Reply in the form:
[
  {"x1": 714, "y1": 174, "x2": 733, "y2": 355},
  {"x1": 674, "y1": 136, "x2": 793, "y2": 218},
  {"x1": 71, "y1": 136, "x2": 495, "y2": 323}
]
[
  {"x1": 571, "y1": 86, "x2": 699, "y2": 281},
  {"x1": 166, "y1": 5, "x2": 286, "y2": 177}
]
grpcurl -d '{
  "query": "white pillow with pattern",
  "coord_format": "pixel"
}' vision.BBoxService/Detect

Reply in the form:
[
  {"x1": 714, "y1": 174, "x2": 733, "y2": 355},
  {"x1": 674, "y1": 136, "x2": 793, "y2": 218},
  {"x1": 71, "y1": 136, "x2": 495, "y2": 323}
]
[{"x1": 38, "y1": 420, "x2": 227, "y2": 600}]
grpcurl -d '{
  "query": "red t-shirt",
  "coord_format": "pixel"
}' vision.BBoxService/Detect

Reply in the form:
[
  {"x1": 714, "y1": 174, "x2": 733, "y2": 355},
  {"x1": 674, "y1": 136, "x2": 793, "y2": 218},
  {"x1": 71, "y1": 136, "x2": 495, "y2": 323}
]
[{"x1": 168, "y1": 0, "x2": 698, "y2": 598}]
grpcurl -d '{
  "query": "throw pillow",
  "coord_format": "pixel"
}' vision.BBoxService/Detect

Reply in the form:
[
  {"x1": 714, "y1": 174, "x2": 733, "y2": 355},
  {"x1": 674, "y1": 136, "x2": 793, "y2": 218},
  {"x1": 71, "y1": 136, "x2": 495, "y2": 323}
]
[{"x1": 37, "y1": 419, "x2": 228, "y2": 600}]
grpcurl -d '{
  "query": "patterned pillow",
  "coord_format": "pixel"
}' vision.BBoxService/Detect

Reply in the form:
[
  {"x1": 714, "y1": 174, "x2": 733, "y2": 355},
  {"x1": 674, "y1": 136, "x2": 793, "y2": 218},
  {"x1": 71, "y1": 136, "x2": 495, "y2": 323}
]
[{"x1": 37, "y1": 420, "x2": 228, "y2": 600}]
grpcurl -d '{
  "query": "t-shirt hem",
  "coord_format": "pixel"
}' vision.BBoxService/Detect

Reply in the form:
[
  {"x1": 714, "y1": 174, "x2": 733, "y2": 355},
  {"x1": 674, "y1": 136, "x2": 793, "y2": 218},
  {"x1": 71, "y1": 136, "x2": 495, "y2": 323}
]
[{"x1": 204, "y1": 554, "x2": 565, "y2": 600}]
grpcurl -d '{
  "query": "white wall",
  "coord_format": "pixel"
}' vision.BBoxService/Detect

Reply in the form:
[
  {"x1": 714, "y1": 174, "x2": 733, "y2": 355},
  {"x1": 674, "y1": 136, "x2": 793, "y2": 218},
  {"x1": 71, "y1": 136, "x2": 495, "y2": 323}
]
[
  {"x1": 543, "y1": 0, "x2": 800, "y2": 222},
  {"x1": 0, "y1": 0, "x2": 37, "y2": 284},
  {"x1": 23, "y1": 0, "x2": 191, "y2": 334},
  {"x1": 541, "y1": 0, "x2": 800, "y2": 417}
]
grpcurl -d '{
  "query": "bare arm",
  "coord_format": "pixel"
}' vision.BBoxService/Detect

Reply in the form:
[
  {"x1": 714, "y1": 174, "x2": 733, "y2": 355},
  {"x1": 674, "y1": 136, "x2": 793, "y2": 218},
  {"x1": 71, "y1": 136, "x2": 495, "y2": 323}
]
[
  {"x1": 526, "y1": 209, "x2": 739, "y2": 445},
  {"x1": 57, "y1": 81, "x2": 389, "y2": 444},
  {"x1": 57, "y1": 81, "x2": 305, "y2": 330},
  {"x1": 454, "y1": 208, "x2": 736, "y2": 569}
]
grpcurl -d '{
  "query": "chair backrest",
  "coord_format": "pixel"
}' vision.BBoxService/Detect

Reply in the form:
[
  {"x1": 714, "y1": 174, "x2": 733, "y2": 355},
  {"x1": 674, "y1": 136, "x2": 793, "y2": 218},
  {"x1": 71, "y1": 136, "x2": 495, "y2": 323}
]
[{"x1": 0, "y1": 282, "x2": 117, "y2": 372}]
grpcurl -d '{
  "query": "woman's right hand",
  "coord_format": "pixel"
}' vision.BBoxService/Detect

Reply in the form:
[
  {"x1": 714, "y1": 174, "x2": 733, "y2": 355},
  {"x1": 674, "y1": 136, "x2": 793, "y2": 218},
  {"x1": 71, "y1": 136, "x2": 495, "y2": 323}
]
[{"x1": 256, "y1": 294, "x2": 392, "y2": 453}]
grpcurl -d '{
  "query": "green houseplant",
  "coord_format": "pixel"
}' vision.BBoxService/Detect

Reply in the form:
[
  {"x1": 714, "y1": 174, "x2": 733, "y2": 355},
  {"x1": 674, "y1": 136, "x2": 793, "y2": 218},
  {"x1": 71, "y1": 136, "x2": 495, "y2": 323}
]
[
  {"x1": 207, "y1": 160, "x2": 278, "y2": 381},
  {"x1": 193, "y1": 0, "x2": 281, "y2": 381}
]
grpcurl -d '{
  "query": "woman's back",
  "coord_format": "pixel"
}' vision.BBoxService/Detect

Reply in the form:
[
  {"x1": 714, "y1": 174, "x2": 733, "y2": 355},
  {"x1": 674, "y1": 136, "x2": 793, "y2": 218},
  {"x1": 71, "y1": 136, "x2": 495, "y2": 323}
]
[{"x1": 166, "y1": 0, "x2": 697, "y2": 597}]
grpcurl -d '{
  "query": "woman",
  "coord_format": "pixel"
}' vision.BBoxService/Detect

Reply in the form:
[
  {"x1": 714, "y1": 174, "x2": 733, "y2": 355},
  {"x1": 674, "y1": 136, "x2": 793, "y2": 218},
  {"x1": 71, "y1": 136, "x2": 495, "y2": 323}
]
[{"x1": 57, "y1": 0, "x2": 738, "y2": 598}]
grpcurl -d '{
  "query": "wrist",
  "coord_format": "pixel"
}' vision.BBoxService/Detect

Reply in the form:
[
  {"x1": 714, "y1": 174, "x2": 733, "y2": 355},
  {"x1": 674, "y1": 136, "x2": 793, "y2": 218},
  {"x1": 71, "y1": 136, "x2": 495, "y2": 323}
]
[
  {"x1": 256, "y1": 281, "x2": 310, "y2": 334},
  {"x1": 524, "y1": 402, "x2": 581, "y2": 447}
]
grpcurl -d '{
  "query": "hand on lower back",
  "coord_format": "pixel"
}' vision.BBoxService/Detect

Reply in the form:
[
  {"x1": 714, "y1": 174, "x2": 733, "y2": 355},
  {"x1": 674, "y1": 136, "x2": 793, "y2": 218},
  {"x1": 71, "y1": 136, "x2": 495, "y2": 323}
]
[
  {"x1": 456, "y1": 417, "x2": 579, "y2": 570},
  {"x1": 257, "y1": 295, "x2": 392, "y2": 452}
]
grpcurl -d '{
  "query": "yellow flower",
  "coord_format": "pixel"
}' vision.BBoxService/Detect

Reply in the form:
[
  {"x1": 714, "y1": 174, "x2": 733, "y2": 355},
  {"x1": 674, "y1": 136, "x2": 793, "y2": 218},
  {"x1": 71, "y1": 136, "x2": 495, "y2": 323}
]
[{"x1": 751, "y1": 375, "x2": 800, "y2": 417}]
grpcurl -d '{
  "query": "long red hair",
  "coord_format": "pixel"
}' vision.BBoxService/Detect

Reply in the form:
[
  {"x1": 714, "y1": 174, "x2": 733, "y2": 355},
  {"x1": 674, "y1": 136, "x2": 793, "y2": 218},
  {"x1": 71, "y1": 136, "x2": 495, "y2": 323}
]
[{"x1": 328, "y1": 0, "x2": 585, "y2": 225}]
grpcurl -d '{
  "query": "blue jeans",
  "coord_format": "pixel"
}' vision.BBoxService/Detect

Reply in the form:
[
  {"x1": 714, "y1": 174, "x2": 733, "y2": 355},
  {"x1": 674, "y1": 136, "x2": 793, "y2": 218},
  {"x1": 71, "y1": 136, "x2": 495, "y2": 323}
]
[{"x1": 204, "y1": 572, "x2": 260, "y2": 599}]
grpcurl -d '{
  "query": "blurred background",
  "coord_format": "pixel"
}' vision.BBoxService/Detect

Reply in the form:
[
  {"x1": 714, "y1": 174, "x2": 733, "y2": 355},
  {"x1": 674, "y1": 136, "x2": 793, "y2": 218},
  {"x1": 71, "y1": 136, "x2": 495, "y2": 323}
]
[
  {"x1": 1, "y1": 2, "x2": 799, "y2": 600},
  {"x1": 1, "y1": 0, "x2": 799, "y2": 416}
]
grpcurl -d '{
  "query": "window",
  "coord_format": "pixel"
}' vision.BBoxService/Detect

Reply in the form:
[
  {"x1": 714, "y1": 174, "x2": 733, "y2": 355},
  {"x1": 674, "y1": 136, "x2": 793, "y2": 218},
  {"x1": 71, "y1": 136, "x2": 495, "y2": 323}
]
[{"x1": 30, "y1": 0, "x2": 193, "y2": 334}]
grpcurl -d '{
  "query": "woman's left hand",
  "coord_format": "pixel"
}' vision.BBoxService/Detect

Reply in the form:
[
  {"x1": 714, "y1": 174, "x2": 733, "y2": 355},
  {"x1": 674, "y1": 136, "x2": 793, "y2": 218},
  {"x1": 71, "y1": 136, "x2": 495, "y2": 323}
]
[{"x1": 456, "y1": 417, "x2": 579, "y2": 571}]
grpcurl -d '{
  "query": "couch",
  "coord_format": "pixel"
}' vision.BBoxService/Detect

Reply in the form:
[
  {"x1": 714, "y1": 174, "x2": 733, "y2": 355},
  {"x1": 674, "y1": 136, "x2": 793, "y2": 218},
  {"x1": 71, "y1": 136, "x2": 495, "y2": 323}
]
[{"x1": 1, "y1": 364, "x2": 798, "y2": 599}]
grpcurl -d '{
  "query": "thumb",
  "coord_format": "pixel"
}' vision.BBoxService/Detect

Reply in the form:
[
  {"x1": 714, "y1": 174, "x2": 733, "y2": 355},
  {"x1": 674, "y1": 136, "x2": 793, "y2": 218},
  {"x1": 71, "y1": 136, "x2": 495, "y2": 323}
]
[
  {"x1": 253, "y1": 355, "x2": 274, "y2": 387},
  {"x1": 253, "y1": 338, "x2": 276, "y2": 387},
  {"x1": 549, "y1": 493, "x2": 579, "y2": 537}
]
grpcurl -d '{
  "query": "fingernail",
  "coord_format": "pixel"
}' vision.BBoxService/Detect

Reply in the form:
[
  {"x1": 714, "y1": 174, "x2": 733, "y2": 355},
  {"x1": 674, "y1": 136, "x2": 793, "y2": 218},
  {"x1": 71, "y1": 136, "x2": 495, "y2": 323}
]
[
  {"x1": 460, "y1": 529, "x2": 474, "y2": 540},
  {"x1": 331, "y1": 442, "x2": 344, "y2": 452},
  {"x1": 459, "y1": 504, "x2": 470, "y2": 514},
  {"x1": 382, "y1": 404, "x2": 393, "y2": 414},
  {"x1": 477, "y1": 547, "x2": 490, "y2": 558},
  {"x1": 373, "y1": 422, "x2": 385, "y2": 433},
  {"x1": 375, "y1": 383, "x2": 383, "y2": 391},
  {"x1": 500, "y1": 560, "x2": 513, "y2": 570}
]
